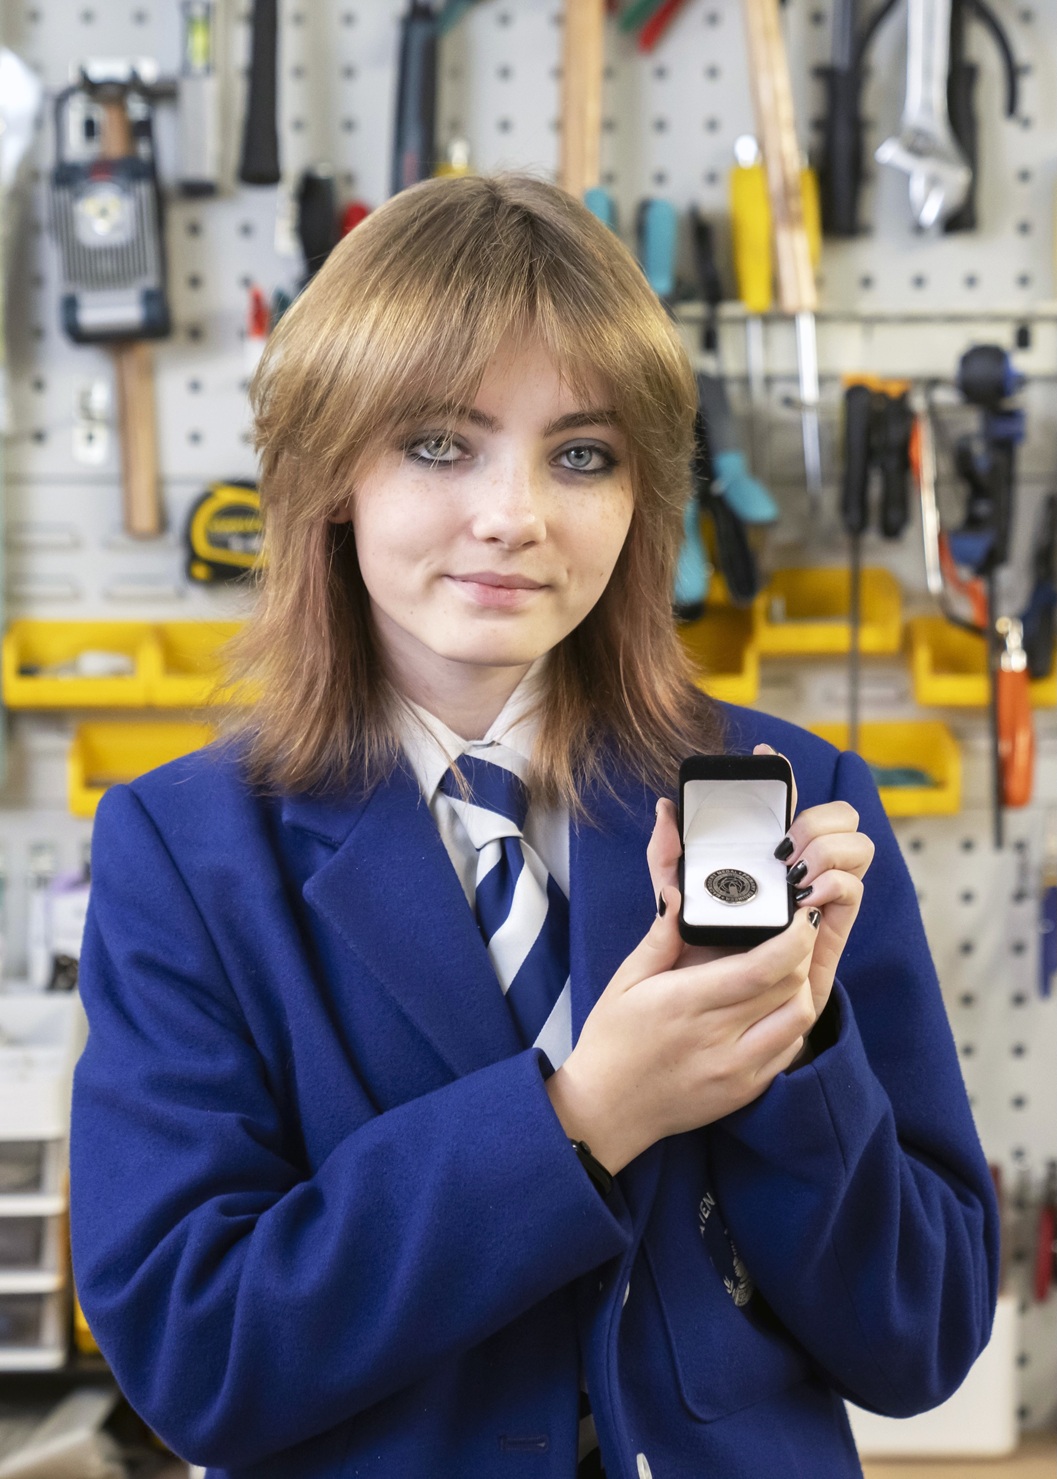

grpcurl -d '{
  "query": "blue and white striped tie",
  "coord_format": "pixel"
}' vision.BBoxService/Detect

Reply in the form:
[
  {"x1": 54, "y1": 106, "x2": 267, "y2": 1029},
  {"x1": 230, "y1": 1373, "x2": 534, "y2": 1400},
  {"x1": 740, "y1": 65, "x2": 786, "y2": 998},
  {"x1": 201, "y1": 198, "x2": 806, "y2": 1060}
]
[{"x1": 439, "y1": 752, "x2": 570, "y2": 1056}]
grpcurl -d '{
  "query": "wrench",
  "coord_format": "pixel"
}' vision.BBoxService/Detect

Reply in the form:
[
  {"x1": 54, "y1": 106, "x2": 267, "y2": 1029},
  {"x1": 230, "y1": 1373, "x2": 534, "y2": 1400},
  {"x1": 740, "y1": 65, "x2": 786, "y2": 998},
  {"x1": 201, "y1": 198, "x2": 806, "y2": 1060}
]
[{"x1": 875, "y1": 0, "x2": 971, "y2": 229}]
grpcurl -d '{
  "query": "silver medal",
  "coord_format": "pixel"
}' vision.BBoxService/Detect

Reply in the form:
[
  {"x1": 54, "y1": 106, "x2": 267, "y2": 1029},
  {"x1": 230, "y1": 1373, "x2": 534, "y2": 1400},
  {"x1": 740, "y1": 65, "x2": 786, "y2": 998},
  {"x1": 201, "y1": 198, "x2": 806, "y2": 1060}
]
[{"x1": 705, "y1": 868, "x2": 758, "y2": 906}]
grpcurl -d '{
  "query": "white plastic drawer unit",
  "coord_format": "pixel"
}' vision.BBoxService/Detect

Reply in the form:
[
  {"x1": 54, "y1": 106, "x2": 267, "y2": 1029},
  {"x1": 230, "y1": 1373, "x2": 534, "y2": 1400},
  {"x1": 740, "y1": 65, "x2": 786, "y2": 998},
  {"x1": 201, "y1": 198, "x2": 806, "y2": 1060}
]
[
  {"x1": 0, "y1": 1278, "x2": 69, "y2": 1370},
  {"x1": 0, "y1": 1140, "x2": 67, "y2": 1199},
  {"x1": 0, "y1": 993, "x2": 87, "y2": 1141},
  {"x1": 0, "y1": 1197, "x2": 66, "y2": 1277}
]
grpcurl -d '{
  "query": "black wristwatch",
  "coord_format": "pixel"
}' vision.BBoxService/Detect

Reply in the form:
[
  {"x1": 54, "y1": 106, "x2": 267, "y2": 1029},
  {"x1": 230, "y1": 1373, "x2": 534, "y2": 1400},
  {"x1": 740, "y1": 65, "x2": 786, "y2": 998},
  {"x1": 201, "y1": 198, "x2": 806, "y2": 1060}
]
[{"x1": 570, "y1": 1139, "x2": 613, "y2": 1197}]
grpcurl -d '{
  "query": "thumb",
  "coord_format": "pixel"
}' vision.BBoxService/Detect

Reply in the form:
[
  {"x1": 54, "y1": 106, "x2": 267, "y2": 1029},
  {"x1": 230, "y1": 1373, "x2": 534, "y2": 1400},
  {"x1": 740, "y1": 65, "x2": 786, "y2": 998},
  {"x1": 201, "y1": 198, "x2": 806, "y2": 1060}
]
[{"x1": 608, "y1": 885, "x2": 683, "y2": 993}]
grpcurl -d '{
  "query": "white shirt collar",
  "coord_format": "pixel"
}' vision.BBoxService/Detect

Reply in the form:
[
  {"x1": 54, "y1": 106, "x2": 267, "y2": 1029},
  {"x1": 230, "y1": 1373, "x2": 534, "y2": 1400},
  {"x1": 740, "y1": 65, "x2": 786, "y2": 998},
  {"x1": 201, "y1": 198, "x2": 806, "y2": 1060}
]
[{"x1": 397, "y1": 658, "x2": 547, "y2": 804}]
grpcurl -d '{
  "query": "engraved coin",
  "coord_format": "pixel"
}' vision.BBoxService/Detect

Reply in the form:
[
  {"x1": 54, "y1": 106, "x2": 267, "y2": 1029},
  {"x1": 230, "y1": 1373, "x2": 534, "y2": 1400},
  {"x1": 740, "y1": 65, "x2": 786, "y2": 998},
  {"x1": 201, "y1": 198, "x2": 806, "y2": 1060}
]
[{"x1": 704, "y1": 868, "x2": 758, "y2": 905}]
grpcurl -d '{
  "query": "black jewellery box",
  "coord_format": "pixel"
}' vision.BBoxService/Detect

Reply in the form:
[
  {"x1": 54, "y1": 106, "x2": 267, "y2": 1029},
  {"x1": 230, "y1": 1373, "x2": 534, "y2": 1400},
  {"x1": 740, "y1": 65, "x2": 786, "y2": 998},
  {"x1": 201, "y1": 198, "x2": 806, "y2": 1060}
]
[{"x1": 677, "y1": 753, "x2": 796, "y2": 947}]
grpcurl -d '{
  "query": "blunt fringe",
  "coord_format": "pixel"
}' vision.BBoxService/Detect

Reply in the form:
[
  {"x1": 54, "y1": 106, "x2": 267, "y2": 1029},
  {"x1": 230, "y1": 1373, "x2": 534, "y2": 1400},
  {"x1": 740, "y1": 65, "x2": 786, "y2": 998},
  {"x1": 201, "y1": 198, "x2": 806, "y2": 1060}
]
[{"x1": 214, "y1": 170, "x2": 726, "y2": 815}]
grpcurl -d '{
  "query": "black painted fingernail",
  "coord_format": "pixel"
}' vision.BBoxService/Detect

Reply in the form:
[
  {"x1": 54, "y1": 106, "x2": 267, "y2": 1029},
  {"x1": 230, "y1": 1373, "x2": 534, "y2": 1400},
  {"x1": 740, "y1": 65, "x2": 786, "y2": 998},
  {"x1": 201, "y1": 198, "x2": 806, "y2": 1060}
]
[
  {"x1": 658, "y1": 890, "x2": 667, "y2": 917},
  {"x1": 788, "y1": 860, "x2": 808, "y2": 886},
  {"x1": 794, "y1": 885, "x2": 814, "y2": 903},
  {"x1": 773, "y1": 836, "x2": 794, "y2": 860},
  {"x1": 807, "y1": 908, "x2": 821, "y2": 929}
]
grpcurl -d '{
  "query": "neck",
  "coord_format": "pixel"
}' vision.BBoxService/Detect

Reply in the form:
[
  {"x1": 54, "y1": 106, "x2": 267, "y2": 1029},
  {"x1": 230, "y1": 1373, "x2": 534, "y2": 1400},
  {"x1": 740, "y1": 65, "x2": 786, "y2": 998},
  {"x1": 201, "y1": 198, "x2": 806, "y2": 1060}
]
[{"x1": 396, "y1": 659, "x2": 535, "y2": 740}]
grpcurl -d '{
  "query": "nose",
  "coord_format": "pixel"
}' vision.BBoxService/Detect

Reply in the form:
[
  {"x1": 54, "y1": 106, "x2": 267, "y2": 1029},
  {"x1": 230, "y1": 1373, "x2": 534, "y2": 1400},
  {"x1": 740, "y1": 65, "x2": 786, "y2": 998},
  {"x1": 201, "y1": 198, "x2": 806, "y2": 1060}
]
[{"x1": 469, "y1": 462, "x2": 547, "y2": 548}]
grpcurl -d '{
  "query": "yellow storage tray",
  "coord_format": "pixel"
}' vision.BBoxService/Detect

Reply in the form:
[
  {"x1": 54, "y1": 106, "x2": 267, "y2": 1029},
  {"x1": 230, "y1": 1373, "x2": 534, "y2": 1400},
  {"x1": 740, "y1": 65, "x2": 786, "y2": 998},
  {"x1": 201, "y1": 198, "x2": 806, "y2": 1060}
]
[
  {"x1": 679, "y1": 604, "x2": 759, "y2": 705},
  {"x1": 755, "y1": 568, "x2": 903, "y2": 655},
  {"x1": 2, "y1": 621, "x2": 154, "y2": 707},
  {"x1": 809, "y1": 720, "x2": 962, "y2": 816},
  {"x1": 69, "y1": 721, "x2": 216, "y2": 817},
  {"x1": 147, "y1": 621, "x2": 243, "y2": 706},
  {"x1": 908, "y1": 615, "x2": 1057, "y2": 708}
]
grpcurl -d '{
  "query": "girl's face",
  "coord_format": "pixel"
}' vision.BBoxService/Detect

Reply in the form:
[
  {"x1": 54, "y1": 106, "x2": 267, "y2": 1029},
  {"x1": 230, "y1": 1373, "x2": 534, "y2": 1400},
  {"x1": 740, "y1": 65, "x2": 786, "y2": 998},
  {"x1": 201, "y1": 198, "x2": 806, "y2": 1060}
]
[{"x1": 334, "y1": 335, "x2": 634, "y2": 706}]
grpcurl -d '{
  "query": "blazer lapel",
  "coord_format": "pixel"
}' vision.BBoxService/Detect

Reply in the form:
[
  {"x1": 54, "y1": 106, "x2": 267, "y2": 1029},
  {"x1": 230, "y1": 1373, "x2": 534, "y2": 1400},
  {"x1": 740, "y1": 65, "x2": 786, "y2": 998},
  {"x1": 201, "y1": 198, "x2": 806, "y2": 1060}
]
[{"x1": 284, "y1": 761, "x2": 523, "y2": 1081}]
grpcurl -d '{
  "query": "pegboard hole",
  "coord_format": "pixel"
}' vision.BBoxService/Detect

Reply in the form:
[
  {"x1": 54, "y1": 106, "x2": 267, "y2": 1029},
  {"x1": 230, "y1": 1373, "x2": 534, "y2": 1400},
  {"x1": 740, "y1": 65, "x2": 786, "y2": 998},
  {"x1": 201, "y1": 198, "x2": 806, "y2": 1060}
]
[
  {"x1": 958, "y1": 993, "x2": 975, "y2": 1007},
  {"x1": 186, "y1": 220, "x2": 202, "y2": 237},
  {"x1": 188, "y1": 431, "x2": 203, "y2": 445},
  {"x1": 960, "y1": 837, "x2": 975, "y2": 851},
  {"x1": 859, "y1": 275, "x2": 874, "y2": 290},
  {"x1": 31, "y1": 429, "x2": 47, "y2": 443},
  {"x1": 705, "y1": 65, "x2": 720, "y2": 80},
  {"x1": 187, "y1": 379, "x2": 202, "y2": 393},
  {"x1": 959, "y1": 940, "x2": 974, "y2": 955},
  {"x1": 1011, "y1": 1095, "x2": 1028, "y2": 1109},
  {"x1": 959, "y1": 1043, "x2": 974, "y2": 1057},
  {"x1": 79, "y1": 8, "x2": 95, "y2": 21},
  {"x1": 653, "y1": 65, "x2": 668, "y2": 80},
  {"x1": 652, "y1": 170, "x2": 668, "y2": 186},
  {"x1": 1011, "y1": 992, "x2": 1028, "y2": 1006},
  {"x1": 960, "y1": 890, "x2": 975, "y2": 903},
  {"x1": 1012, "y1": 940, "x2": 1027, "y2": 954},
  {"x1": 1017, "y1": 169, "x2": 1032, "y2": 183},
  {"x1": 238, "y1": 222, "x2": 254, "y2": 237},
  {"x1": 964, "y1": 275, "x2": 978, "y2": 289},
  {"x1": 31, "y1": 377, "x2": 46, "y2": 393},
  {"x1": 1017, "y1": 221, "x2": 1032, "y2": 235},
  {"x1": 1011, "y1": 1043, "x2": 1027, "y2": 1056}
]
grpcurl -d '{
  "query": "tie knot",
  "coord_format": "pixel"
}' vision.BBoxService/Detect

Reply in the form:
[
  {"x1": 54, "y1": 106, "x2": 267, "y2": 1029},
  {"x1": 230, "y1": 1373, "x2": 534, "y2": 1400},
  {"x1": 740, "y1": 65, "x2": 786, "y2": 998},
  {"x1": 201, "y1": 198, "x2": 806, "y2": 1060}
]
[{"x1": 438, "y1": 753, "x2": 530, "y2": 837}]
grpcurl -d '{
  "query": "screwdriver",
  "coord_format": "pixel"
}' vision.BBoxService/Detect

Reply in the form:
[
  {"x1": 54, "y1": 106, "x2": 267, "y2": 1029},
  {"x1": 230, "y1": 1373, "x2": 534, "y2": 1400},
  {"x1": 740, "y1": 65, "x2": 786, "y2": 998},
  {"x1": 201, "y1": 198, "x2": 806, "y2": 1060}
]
[
  {"x1": 730, "y1": 137, "x2": 821, "y2": 482},
  {"x1": 740, "y1": 0, "x2": 822, "y2": 511}
]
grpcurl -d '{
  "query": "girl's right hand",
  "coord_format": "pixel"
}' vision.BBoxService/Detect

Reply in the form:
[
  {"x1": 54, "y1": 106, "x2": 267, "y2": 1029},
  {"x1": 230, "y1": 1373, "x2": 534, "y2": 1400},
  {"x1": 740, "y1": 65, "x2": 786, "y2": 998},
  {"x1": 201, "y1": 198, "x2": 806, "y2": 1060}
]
[{"x1": 545, "y1": 811, "x2": 820, "y2": 1176}]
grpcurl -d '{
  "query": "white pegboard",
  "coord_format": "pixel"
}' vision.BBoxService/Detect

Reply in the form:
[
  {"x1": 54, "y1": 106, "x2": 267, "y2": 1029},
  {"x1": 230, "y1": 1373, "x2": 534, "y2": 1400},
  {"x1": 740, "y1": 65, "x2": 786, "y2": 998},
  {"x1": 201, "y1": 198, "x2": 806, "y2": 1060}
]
[{"x1": 0, "y1": 0, "x2": 1055, "y2": 1423}]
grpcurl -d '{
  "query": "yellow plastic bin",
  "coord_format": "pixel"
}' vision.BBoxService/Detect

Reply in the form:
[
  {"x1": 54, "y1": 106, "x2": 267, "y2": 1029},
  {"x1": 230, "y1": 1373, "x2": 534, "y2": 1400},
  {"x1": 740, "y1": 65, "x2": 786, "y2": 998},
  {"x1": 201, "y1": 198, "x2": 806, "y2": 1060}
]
[
  {"x1": 147, "y1": 621, "x2": 243, "y2": 706},
  {"x1": 755, "y1": 568, "x2": 903, "y2": 655},
  {"x1": 679, "y1": 604, "x2": 760, "y2": 705},
  {"x1": 908, "y1": 615, "x2": 1057, "y2": 708},
  {"x1": 809, "y1": 720, "x2": 962, "y2": 816},
  {"x1": 68, "y1": 721, "x2": 217, "y2": 817},
  {"x1": 2, "y1": 621, "x2": 154, "y2": 708}
]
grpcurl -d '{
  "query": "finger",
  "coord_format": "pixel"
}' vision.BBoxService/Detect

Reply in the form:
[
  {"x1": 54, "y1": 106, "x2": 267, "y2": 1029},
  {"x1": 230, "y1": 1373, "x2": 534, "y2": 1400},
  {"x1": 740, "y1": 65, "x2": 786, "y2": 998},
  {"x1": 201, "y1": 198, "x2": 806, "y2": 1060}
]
[
  {"x1": 780, "y1": 801, "x2": 866, "y2": 868},
  {"x1": 682, "y1": 905, "x2": 819, "y2": 1009},
  {"x1": 646, "y1": 796, "x2": 682, "y2": 906},
  {"x1": 608, "y1": 884, "x2": 686, "y2": 993},
  {"x1": 785, "y1": 834, "x2": 876, "y2": 896},
  {"x1": 753, "y1": 742, "x2": 798, "y2": 816},
  {"x1": 735, "y1": 978, "x2": 816, "y2": 1065}
]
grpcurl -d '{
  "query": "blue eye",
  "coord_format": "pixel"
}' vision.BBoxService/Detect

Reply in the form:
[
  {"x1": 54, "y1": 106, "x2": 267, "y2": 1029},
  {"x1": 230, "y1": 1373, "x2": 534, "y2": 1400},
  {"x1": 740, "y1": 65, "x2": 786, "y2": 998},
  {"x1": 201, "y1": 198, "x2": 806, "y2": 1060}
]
[
  {"x1": 560, "y1": 444, "x2": 617, "y2": 474},
  {"x1": 404, "y1": 434, "x2": 460, "y2": 467}
]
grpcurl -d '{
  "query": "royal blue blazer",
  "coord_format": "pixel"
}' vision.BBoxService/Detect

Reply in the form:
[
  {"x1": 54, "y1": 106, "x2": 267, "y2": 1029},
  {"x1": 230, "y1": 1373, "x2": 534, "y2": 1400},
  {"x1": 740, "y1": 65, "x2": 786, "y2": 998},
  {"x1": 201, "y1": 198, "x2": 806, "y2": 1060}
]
[{"x1": 70, "y1": 702, "x2": 999, "y2": 1478}]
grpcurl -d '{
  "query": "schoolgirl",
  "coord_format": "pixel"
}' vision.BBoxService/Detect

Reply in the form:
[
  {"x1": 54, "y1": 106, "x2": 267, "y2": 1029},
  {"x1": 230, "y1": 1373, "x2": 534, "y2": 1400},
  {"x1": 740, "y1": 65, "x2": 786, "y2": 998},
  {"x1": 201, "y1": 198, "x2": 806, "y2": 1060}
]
[{"x1": 71, "y1": 172, "x2": 998, "y2": 1479}]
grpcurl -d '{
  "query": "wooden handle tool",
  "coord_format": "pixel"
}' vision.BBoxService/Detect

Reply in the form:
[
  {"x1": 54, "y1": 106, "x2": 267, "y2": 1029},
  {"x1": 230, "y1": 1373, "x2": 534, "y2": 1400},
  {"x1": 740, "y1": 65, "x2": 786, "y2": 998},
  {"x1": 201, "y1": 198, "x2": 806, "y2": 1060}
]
[
  {"x1": 100, "y1": 95, "x2": 163, "y2": 538},
  {"x1": 559, "y1": 0, "x2": 605, "y2": 200}
]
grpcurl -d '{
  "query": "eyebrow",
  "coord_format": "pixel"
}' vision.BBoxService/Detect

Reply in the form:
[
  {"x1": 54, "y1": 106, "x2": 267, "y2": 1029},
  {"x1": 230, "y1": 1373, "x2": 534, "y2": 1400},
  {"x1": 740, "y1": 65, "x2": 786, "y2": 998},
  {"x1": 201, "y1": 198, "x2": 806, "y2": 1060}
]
[{"x1": 446, "y1": 407, "x2": 622, "y2": 437}]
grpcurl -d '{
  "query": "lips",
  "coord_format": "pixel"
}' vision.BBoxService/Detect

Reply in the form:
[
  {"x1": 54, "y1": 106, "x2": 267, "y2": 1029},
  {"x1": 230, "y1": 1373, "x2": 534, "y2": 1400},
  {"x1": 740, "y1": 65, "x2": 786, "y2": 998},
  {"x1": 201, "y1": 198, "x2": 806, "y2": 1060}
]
[{"x1": 450, "y1": 572, "x2": 545, "y2": 589}]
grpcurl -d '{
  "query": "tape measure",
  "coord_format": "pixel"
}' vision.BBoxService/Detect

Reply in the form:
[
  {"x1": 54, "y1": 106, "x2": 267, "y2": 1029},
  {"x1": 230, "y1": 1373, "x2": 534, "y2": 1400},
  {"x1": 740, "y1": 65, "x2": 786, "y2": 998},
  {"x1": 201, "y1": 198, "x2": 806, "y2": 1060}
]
[{"x1": 185, "y1": 481, "x2": 264, "y2": 583}]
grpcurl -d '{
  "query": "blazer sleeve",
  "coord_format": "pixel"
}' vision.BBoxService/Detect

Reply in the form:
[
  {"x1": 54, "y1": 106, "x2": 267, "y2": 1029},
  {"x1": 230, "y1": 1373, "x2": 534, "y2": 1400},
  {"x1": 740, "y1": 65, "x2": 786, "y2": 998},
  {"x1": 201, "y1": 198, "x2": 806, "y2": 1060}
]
[
  {"x1": 705, "y1": 746, "x2": 1000, "y2": 1417},
  {"x1": 70, "y1": 784, "x2": 631, "y2": 1470}
]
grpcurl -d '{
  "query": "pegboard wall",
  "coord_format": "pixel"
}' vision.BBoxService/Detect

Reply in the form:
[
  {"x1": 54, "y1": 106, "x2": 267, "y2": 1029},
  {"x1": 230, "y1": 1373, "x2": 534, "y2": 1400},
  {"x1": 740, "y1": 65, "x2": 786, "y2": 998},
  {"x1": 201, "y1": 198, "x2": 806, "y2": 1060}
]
[{"x1": 0, "y1": 0, "x2": 1055, "y2": 1431}]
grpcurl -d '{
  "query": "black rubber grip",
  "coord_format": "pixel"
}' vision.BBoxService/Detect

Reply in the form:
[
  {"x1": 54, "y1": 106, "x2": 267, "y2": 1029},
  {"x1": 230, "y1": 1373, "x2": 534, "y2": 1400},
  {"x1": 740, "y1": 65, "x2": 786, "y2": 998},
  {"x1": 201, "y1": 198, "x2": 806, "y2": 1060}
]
[
  {"x1": 238, "y1": 0, "x2": 280, "y2": 185},
  {"x1": 879, "y1": 395, "x2": 912, "y2": 539},
  {"x1": 945, "y1": 60, "x2": 979, "y2": 233},
  {"x1": 841, "y1": 384, "x2": 874, "y2": 535},
  {"x1": 390, "y1": 2, "x2": 438, "y2": 197},
  {"x1": 297, "y1": 169, "x2": 337, "y2": 279},
  {"x1": 818, "y1": 66, "x2": 863, "y2": 238}
]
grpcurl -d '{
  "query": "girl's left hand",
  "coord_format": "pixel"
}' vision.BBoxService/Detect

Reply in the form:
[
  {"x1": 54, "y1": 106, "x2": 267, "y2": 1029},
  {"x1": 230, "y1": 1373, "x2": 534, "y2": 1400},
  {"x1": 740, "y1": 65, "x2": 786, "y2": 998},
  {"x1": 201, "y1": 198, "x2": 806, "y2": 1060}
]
[
  {"x1": 649, "y1": 743, "x2": 875, "y2": 1034},
  {"x1": 752, "y1": 742, "x2": 875, "y2": 1024}
]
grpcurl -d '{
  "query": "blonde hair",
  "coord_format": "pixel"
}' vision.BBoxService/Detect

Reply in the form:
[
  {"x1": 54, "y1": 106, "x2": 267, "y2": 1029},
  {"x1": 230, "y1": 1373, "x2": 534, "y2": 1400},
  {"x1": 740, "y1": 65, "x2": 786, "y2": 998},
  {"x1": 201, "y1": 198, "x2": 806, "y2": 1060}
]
[{"x1": 216, "y1": 170, "x2": 725, "y2": 814}]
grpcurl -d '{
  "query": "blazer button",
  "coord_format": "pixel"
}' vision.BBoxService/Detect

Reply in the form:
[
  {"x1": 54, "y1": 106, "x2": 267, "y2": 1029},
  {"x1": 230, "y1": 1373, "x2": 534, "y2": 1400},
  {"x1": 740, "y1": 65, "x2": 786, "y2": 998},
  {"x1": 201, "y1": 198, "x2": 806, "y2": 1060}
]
[{"x1": 636, "y1": 1453, "x2": 652, "y2": 1479}]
